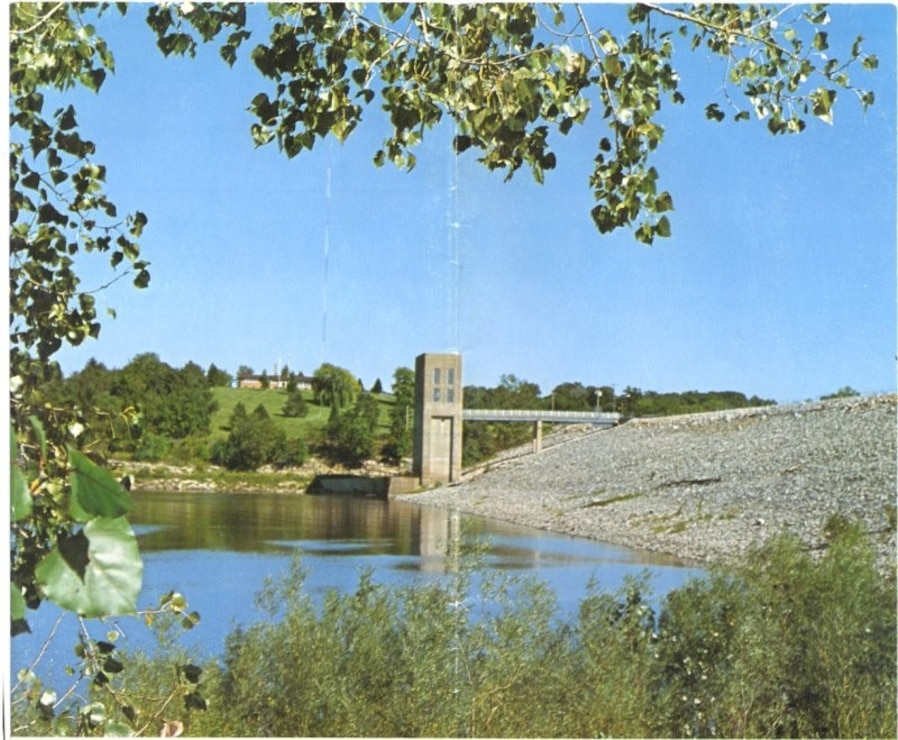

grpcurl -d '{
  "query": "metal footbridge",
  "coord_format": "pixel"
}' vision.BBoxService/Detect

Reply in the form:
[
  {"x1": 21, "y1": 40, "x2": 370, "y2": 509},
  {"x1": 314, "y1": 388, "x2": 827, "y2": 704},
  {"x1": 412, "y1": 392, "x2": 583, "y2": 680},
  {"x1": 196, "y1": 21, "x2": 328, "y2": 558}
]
[
  {"x1": 462, "y1": 409, "x2": 621, "y2": 425},
  {"x1": 461, "y1": 409, "x2": 621, "y2": 453}
]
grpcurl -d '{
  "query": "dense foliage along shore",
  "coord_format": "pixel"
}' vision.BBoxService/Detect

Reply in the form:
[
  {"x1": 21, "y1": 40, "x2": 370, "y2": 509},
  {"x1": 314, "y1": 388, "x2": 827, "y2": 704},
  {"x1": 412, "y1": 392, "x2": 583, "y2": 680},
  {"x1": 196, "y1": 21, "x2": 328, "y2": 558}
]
[{"x1": 398, "y1": 394, "x2": 897, "y2": 569}]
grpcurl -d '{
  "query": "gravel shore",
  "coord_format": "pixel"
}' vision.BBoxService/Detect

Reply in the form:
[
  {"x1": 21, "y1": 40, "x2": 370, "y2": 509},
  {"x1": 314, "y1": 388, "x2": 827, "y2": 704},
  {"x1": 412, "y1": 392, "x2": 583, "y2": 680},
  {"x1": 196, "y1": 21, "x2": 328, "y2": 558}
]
[{"x1": 396, "y1": 395, "x2": 897, "y2": 569}]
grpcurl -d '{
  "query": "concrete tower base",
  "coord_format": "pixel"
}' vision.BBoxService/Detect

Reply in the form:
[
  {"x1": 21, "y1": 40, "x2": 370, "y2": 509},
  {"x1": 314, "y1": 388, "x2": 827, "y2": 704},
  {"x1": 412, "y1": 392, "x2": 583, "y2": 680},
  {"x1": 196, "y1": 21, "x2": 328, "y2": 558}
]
[{"x1": 412, "y1": 353, "x2": 463, "y2": 485}]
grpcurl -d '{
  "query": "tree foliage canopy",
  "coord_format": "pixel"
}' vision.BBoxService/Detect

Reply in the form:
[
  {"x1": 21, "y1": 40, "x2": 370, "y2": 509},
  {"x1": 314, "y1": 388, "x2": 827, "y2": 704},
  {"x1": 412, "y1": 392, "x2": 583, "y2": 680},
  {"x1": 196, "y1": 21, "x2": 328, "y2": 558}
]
[
  {"x1": 312, "y1": 362, "x2": 361, "y2": 410},
  {"x1": 145, "y1": 2, "x2": 877, "y2": 243}
]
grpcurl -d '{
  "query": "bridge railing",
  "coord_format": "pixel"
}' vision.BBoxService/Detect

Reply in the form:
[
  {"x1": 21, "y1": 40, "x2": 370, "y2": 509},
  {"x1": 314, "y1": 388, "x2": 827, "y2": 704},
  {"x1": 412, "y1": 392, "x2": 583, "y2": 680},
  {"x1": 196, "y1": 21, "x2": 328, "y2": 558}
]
[{"x1": 461, "y1": 409, "x2": 621, "y2": 425}]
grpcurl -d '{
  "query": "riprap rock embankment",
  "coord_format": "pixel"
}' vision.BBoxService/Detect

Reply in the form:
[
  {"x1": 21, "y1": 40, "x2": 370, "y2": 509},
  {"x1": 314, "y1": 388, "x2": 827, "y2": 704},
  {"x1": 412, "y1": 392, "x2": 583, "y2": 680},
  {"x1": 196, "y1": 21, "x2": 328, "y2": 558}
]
[{"x1": 397, "y1": 395, "x2": 897, "y2": 568}]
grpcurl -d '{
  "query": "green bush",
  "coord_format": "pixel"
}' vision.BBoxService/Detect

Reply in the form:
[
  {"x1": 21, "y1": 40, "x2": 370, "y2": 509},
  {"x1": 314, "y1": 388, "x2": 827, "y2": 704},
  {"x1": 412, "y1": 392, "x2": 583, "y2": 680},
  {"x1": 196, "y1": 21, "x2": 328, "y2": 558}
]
[
  {"x1": 170, "y1": 434, "x2": 211, "y2": 464},
  {"x1": 211, "y1": 403, "x2": 306, "y2": 470},
  {"x1": 133, "y1": 431, "x2": 172, "y2": 462},
  {"x1": 656, "y1": 524, "x2": 896, "y2": 738},
  {"x1": 35, "y1": 528, "x2": 892, "y2": 737},
  {"x1": 281, "y1": 390, "x2": 309, "y2": 418}
]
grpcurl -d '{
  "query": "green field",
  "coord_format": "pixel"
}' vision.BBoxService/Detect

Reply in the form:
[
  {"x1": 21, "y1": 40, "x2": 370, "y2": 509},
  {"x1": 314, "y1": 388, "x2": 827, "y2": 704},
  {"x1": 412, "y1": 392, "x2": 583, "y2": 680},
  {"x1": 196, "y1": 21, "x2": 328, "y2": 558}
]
[{"x1": 210, "y1": 387, "x2": 394, "y2": 445}]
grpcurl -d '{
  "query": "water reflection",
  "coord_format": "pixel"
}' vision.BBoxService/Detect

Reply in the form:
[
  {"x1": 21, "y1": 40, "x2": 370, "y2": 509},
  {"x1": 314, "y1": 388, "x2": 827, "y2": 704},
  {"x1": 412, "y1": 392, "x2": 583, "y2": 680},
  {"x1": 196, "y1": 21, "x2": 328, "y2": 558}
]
[
  {"x1": 127, "y1": 490, "x2": 702, "y2": 623},
  {"x1": 131, "y1": 489, "x2": 691, "y2": 566}
]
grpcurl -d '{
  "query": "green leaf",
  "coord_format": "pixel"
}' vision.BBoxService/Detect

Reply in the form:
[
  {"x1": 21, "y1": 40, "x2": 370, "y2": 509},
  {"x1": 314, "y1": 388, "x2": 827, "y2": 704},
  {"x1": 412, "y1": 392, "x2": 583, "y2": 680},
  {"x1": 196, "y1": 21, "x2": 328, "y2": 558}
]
[
  {"x1": 80, "y1": 701, "x2": 107, "y2": 728},
  {"x1": 180, "y1": 664, "x2": 203, "y2": 684},
  {"x1": 58, "y1": 105, "x2": 77, "y2": 131},
  {"x1": 655, "y1": 192, "x2": 674, "y2": 213},
  {"x1": 655, "y1": 215, "x2": 672, "y2": 238},
  {"x1": 103, "y1": 655, "x2": 125, "y2": 674},
  {"x1": 184, "y1": 691, "x2": 207, "y2": 711},
  {"x1": 11, "y1": 583, "x2": 27, "y2": 622},
  {"x1": 810, "y1": 87, "x2": 837, "y2": 124},
  {"x1": 129, "y1": 211, "x2": 148, "y2": 238},
  {"x1": 11, "y1": 464, "x2": 31, "y2": 520},
  {"x1": 11, "y1": 426, "x2": 32, "y2": 521},
  {"x1": 34, "y1": 517, "x2": 143, "y2": 618},
  {"x1": 182, "y1": 610, "x2": 201, "y2": 630},
  {"x1": 381, "y1": 3, "x2": 407, "y2": 23},
  {"x1": 220, "y1": 44, "x2": 237, "y2": 67},
  {"x1": 133, "y1": 269, "x2": 151, "y2": 289},
  {"x1": 635, "y1": 223, "x2": 654, "y2": 245},
  {"x1": 704, "y1": 103, "x2": 726, "y2": 123},
  {"x1": 167, "y1": 591, "x2": 188, "y2": 612},
  {"x1": 453, "y1": 134, "x2": 472, "y2": 154},
  {"x1": 104, "y1": 720, "x2": 135, "y2": 737},
  {"x1": 68, "y1": 447, "x2": 134, "y2": 522}
]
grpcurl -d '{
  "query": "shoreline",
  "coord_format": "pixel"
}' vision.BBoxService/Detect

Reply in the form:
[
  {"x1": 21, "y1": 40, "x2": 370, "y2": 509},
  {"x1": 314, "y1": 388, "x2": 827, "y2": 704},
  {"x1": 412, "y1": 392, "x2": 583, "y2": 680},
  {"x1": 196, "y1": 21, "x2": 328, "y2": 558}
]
[{"x1": 395, "y1": 395, "x2": 897, "y2": 570}]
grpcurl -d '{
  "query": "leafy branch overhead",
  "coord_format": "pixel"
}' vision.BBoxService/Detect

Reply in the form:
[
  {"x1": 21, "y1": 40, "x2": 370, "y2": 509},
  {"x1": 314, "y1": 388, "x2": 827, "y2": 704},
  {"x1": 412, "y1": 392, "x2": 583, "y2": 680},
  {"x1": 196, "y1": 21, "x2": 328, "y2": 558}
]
[{"x1": 149, "y1": 2, "x2": 877, "y2": 244}]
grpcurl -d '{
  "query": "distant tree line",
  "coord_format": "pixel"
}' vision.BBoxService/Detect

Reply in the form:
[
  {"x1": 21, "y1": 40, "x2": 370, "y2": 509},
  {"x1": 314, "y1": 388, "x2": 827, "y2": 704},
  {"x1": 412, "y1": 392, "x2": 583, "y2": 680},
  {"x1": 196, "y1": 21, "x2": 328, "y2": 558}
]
[
  {"x1": 42, "y1": 355, "x2": 777, "y2": 471},
  {"x1": 38, "y1": 355, "x2": 411, "y2": 471},
  {"x1": 462, "y1": 376, "x2": 775, "y2": 466},
  {"x1": 38, "y1": 353, "x2": 220, "y2": 461}
]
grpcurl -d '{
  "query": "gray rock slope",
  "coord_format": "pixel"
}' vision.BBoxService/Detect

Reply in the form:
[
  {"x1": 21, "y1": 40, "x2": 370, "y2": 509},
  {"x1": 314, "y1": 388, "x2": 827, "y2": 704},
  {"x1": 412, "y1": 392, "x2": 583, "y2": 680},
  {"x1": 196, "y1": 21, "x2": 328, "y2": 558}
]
[{"x1": 397, "y1": 395, "x2": 897, "y2": 568}]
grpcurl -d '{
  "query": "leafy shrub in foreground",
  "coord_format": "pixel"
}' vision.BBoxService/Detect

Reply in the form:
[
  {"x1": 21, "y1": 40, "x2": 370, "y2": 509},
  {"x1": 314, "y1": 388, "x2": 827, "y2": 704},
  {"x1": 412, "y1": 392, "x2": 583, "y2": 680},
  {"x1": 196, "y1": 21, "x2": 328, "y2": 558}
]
[
  {"x1": 34, "y1": 527, "x2": 892, "y2": 737},
  {"x1": 194, "y1": 526, "x2": 896, "y2": 738}
]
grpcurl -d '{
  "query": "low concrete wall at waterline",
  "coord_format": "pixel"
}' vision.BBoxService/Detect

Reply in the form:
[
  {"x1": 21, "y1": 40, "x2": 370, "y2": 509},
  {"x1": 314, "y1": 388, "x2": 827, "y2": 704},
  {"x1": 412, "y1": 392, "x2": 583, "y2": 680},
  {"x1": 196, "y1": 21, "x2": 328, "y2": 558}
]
[{"x1": 306, "y1": 475, "x2": 421, "y2": 497}]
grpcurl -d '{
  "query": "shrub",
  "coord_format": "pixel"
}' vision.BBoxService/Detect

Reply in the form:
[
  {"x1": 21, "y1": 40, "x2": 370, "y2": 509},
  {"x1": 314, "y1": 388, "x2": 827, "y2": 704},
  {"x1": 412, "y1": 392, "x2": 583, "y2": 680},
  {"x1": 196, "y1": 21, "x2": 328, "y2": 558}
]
[
  {"x1": 212, "y1": 403, "x2": 306, "y2": 470},
  {"x1": 170, "y1": 434, "x2": 211, "y2": 464},
  {"x1": 133, "y1": 431, "x2": 172, "y2": 462},
  {"x1": 656, "y1": 524, "x2": 896, "y2": 738},
  {"x1": 79, "y1": 529, "x2": 894, "y2": 738},
  {"x1": 281, "y1": 391, "x2": 309, "y2": 418}
]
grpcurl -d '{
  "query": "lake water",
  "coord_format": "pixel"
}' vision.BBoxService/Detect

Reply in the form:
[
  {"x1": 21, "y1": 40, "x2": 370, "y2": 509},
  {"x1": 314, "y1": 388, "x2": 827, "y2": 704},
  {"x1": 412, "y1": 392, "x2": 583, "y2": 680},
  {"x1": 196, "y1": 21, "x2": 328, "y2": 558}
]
[{"x1": 12, "y1": 490, "x2": 703, "y2": 695}]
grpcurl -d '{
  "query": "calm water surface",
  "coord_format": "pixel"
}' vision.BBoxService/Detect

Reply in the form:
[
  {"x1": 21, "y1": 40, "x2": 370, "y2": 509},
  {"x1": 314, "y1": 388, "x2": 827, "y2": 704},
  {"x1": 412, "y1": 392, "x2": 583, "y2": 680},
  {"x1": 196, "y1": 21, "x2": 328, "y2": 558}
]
[{"x1": 13, "y1": 490, "x2": 703, "y2": 688}]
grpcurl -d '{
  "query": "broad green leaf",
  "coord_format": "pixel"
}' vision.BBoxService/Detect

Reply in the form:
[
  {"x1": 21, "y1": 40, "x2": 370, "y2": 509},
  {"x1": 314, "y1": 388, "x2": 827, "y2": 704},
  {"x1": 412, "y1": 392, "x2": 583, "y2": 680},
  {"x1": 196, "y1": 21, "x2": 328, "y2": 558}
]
[
  {"x1": 68, "y1": 447, "x2": 134, "y2": 522},
  {"x1": 11, "y1": 583, "x2": 27, "y2": 622},
  {"x1": 11, "y1": 464, "x2": 31, "y2": 521},
  {"x1": 11, "y1": 426, "x2": 32, "y2": 521},
  {"x1": 34, "y1": 517, "x2": 143, "y2": 618}
]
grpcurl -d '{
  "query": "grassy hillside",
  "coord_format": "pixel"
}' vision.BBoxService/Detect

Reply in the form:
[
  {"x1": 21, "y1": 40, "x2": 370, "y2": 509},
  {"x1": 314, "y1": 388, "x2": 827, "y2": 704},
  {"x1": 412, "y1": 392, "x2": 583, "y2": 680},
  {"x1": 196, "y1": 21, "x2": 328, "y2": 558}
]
[{"x1": 210, "y1": 387, "x2": 394, "y2": 445}]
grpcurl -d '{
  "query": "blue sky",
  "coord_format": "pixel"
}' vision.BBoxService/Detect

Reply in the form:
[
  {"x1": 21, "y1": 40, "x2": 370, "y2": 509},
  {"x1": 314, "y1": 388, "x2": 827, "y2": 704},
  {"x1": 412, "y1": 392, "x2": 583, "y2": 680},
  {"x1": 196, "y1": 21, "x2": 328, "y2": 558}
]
[{"x1": 39, "y1": 3, "x2": 896, "y2": 403}]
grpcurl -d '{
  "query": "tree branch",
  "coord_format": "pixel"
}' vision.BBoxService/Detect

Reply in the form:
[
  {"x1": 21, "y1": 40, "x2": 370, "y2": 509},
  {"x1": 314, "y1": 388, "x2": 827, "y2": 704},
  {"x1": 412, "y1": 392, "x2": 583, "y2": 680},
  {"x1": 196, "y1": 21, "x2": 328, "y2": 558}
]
[
  {"x1": 639, "y1": 2, "x2": 801, "y2": 63},
  {"x1": 10, "y1": 2, "x2": 67, "y2": 38}
]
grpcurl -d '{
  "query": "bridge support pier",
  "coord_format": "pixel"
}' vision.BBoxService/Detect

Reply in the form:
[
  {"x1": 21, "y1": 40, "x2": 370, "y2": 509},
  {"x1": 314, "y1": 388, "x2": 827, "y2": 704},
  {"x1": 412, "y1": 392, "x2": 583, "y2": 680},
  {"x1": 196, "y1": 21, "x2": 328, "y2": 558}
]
[{"x1": 533, "y1": 420, "x2": 543, "y2": 454}]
